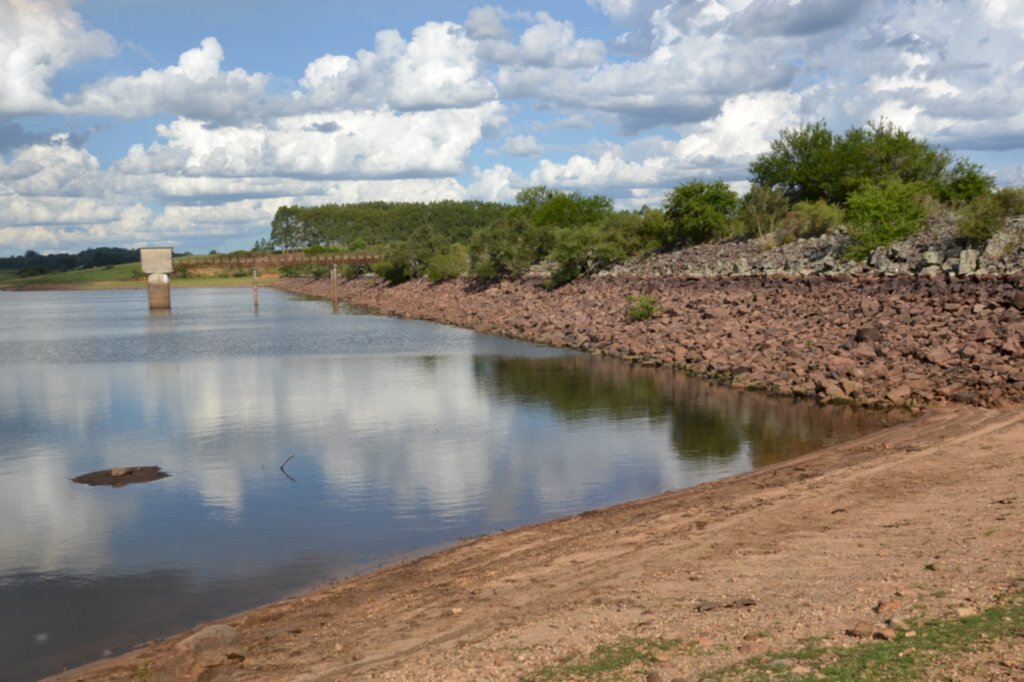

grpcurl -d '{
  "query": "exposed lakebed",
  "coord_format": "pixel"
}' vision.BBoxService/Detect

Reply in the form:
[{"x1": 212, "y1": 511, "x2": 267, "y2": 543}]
[{"x1": 0, "y1": 287, "x2": 889, "y2": 680}]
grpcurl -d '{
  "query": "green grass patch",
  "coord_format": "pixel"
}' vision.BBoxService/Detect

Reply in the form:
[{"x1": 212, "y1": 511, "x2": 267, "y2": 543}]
[
  {"x1": 522, "y1": 637, "x2": 680, "y2": 681},
  {"x1": 706, "y1": 589, "x2": 1023, "y2": 681}
]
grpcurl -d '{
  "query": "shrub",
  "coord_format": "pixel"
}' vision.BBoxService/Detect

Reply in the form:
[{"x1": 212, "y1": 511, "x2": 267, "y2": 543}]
[
  {"x1": 776, "y1": 200, "x2": 843, "y2": 243},
  {"x1": 937, "y1": 159, "x2": 996, "y2": 205},
  {"x1": 957, "y1": 194, "x2": 1008, "y2": 246},
  {"x1": 469, "y1": 217, "x2": 553, "y2": 281},
  {"x1": 340, "y1": 263, "x2": 369, "y2": 279},
  {"x1": 626, "y1": 293, "x2": 660, "y2": 322},
  {"x1": 663, "y1": 180, "x2": 740, "y2": 246},
  {"x1": 548, "y1": 224, "x2": 628, "y2": 287},
  {"x1": 426, "y1": 243, "x2": 469, "y2": 283},
  {"x1": 844, "y1": 179, "x2": 928, "y2": 260},
  {"x1": 995, "y1": 187, "x2": 1024, "y2": 217},
  {"x1": 741, "y1": 185, "x2": 790, "y2": 238}
]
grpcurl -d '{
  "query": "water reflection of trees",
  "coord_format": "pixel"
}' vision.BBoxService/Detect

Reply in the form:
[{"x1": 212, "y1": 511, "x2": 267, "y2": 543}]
[{"x1": 476, "y1": 356, "x2": 891, "y2": 468}]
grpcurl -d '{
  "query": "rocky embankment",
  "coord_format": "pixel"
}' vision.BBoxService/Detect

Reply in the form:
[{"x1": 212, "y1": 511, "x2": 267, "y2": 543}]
[
  {"x1": 277, "y1": 270, "x2": 1024, "y2": 409},
  {"x1": 609, "y1": 216, "x2": 1024, "y2": 279}
]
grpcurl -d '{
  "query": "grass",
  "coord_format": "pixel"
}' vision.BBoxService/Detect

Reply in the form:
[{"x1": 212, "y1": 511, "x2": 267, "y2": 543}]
[
  {"x1": 704, "y1": 588, "x2": 1023, "y2": 681},
  {"x1": 518, "y1": 588, "x2": 1023, "y2": 681},
  {"x1": 0, "y1": 264, "x2": 274, "y2": 290},
  {"x1": 522, "y1": 638, "x2": 680, "y2": 681}
]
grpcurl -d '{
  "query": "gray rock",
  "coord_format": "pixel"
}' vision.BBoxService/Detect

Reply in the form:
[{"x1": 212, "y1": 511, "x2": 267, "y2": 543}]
[
  {"x1": 919, "y1": 265, "x2": 943, "y2": 277},
  {"x1": 958, "y1": 249, "x2": 979, "y2": 274},
  {"x1": 923, "y1": 250, "x2": 943, "y2": 265}
]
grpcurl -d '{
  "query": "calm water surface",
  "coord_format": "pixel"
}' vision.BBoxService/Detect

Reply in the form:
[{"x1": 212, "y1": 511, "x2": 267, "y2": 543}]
[{"x1": 0, "y1": 287, "x2": 889, "y2": 680}]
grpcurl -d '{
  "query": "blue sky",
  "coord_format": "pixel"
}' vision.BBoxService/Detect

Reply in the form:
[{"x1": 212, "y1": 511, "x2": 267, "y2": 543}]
[{"x1": 1, "y1": 0, "x2": 1023, "y2": 256}]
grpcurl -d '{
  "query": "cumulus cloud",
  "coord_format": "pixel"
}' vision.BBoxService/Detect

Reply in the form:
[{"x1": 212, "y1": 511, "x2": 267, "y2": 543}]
[
  {"x1": 119, "y1": 103, "x2": 504, "y2": 180},
  {"x1": 0, "y1": 0, "x2": 116, "y2": 115},
  {"x1": 299, "y1": 22, "x2": 496, "y2": 111},
  {"x1": 528, "y1": 91, "x2": 802, "y2": 199},
  {"x1": 62, "y1": 37, "x2": 271, "y2": 121},
  {"x1": 474, "y1": 11, "x2": 606, "y2": 68}
]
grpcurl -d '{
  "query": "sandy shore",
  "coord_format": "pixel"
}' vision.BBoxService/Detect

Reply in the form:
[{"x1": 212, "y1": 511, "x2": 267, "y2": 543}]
[{"x1": 54, "y1": 404, "x2": 1024, "y2": 681}]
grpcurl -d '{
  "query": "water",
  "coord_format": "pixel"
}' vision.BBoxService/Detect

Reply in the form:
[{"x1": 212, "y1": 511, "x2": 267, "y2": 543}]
[{"x1": 0, "y1": 287, "x2": 888, "y2": 680}]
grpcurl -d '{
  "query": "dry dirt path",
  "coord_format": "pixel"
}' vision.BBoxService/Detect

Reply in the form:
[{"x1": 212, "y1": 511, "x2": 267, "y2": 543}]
[{"x1": 56, "y1": 405, "x2": 1024, "y2": 681}]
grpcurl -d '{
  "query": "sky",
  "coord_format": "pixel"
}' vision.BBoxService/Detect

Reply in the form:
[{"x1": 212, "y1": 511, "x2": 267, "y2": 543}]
[{"x1": 1, "y1": 0, "x2": 1023, "y2": 256}]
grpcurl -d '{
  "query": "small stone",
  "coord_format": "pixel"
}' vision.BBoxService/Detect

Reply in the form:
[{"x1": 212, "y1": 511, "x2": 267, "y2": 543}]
[
  {"x1": 646, "y1": 671, "x2": 665, "y2": 682},
  {"x1": 874, "y1": 627, "x2": 897, "y2": 640},
  {"x1": 846, "y1": 621, "x2": 874, "y2": 638},
  {"x1": 874, "y1": 600, "x2": 901, "y2": 616},
  {"x1": 956, "y1": 606, "x2": 978, "y2": 618},
  {"x1": 109, "y1": 467, "x2": 131, "y2": 477},
  {"x1": 450, "y1": 607, "x2": 463, "y2": 615},
  {"x1": 905, "y1": 630, "x2": 916, "y2": 638},
  {"x1": 792, "y1": 665, "x2": 813, "y2": 675}
]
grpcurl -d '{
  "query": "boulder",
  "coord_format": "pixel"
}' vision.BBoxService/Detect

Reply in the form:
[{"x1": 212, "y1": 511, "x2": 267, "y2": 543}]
[{"x1": 176, "y1": 625, "x2": 246, "y2": 668}]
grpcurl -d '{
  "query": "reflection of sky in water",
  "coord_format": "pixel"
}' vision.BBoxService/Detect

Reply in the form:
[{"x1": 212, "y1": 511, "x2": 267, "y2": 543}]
[{"x1": 0, "y1": 288, "x2": 886, "y2": 680}]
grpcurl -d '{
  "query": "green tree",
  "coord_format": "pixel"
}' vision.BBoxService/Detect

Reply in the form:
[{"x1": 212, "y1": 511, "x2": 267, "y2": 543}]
[
  {"x1": 844, "y1": 179, "x2": 928, "y2": 260},
  {"x1": 663, "y1": 180, "x2": 740, "y2": 246},
  {"x1": 749, "y1": 121, "x2": 839, "y2": 203}
]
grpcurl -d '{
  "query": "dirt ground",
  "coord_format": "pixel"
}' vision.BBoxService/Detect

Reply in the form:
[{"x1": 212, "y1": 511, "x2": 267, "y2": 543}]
[{"x1": 55, "y1": 405, "x2": 1024, "y2": 681}]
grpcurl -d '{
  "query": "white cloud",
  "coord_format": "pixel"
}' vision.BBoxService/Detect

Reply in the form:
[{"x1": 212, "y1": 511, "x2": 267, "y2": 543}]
[
  {"x1": 475, "y1": 11, "x2": 606, "y2": 68},
  {"x1": 466, "y1": 164, "x2": 521, "y2": 202},
  {"x1": 493, "y1": 134, "x2": 545, "y2": 156},
  {"x1": 63, "y1": 37, "x2": 271, "y2": 121},
  {"x1": 0, "y1": 0, "x2": 116, "y2": 115},
  {"x1": 120, "y1": 103, "x2": 503, "y2": 180},
  {"x1": 528, "y1": 90, "x2": 801, "y2": 195},
  {"x1": 299, "y1": 22, "x2": 496, "y2": 111}
]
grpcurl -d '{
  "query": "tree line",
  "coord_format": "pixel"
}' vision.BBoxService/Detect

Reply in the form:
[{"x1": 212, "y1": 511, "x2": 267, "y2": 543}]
[
  {"x1": 269, "y1": 118, "x2": 1023, "y2": 286},
  {"x1": 0, "y1": 247, "x2": 141, "y2": 276}
]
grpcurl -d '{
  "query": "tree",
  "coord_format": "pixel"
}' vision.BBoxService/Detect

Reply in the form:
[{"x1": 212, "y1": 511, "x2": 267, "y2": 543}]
[
  {"x1": 748, "y1": 121, "x2": 839, "y2": 203},
  {"x1": 663, "y1": 180, "x2": 740, "y2": 246}
]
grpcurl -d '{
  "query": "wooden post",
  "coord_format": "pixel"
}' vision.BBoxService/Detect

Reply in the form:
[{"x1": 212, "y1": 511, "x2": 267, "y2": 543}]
[
  {"x1": 253, "y1": 269, "x2": 259, "y2": 310},
  {"x1": 331, "y1": 264, "x2": 339, "y2": 314}
]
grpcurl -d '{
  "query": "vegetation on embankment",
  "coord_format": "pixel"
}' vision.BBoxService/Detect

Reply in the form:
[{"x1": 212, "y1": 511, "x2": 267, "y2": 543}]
[{"x1": 266, "y1": 119, "x2": 1023, "y2": 289}]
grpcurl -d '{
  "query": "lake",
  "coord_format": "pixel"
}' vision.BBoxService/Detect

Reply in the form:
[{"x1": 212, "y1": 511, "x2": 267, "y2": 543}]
[{"x1": 0, "y1": 287, "x2": 888, "y2": 679}]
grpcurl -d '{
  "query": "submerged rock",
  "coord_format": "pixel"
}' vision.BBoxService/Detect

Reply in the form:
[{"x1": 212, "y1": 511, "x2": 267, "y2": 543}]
[{"x1": 71, "y1": 466, "x2": 169, "y2": 487}]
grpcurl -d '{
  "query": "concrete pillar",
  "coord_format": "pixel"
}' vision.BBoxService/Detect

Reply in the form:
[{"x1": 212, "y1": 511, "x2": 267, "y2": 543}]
[
  {"x1": 140, "y1": 247, "x2": 174, "y2": 310},
  {"x1": 147, "y1": 273, "x2": 171, "y2": 309}
]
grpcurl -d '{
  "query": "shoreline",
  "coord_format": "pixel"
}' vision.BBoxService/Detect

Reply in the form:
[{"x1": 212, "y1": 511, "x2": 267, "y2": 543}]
[
  {"x1": 54, "y1": 404, "x2": 1024, "y2": 680},
  {"x1": 52, "y1": 272, "x2": 1024, "y2": 680},
  {"x1": 276, "y1": 272, "x2": 1024, "y2": 409}
]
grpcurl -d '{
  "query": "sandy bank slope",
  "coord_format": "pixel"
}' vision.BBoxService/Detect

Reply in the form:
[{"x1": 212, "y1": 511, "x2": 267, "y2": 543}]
[{"x1": 57, "y1": 405, "x2": 1024, "y2": 681}]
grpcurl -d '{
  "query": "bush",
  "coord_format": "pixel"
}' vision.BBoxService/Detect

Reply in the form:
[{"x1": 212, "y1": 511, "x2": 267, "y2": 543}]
[
  {"x1": 844, "y1": 179, "x2": 928, "y2": 260},
  {"x1": 340, "y1": 263, "x2": 368, "y2": 279},
  {"x1": 741, "y1": 185, "x2": 790, "y2": 238},
  {"x1": 626, "y1": 293, "x2": 660, "y2": 322},
  {"x1": 937, "y1": 159, "x2": 996, "y2": 205},
  {"x1": 995, "y1": 187, "x2": 1024, "y2": 217},
  {"x1": 663, "y1": 180, "x2": 740, "y2": 246},
  {"x1": 469, "y1": 217, "x2": 553, "y2": 281},
  {"x1": 777, "y1": 200, "x2": 843, "y2": 243},
  {"x1": 426, "y1": 243, "x2": 469, "y2": 283},
  {"x1": 548, "y1": 223, "x2": 628, "y2": 287},
  {"x1": 958, "y1": 194, "x2": 1008, "y2": 246}
]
